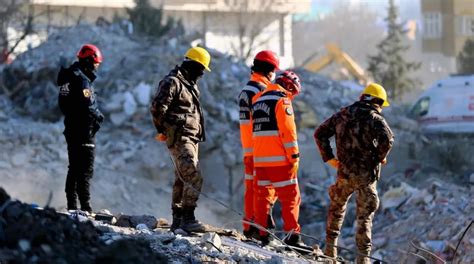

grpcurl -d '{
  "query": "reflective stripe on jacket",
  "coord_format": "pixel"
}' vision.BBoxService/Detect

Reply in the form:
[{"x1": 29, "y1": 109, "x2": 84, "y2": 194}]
[
  {"x1": 238, "y1": 73, "x2": 269, "y2": 157},
  {"x1": 252, "y1": 83, "x2": 299, "y2": 167}
]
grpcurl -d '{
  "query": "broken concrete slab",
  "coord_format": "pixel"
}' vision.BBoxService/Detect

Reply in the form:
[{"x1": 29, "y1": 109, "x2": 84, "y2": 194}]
[{"x1": 116, "y1": 214, "x2": 158, "y2": 230}]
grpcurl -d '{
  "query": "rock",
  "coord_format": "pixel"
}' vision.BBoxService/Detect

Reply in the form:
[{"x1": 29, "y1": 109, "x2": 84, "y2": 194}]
[
  {"x1": 133, "y1": 82, "x2": 152, "y2": 106},
  {"x1": 11, "y1": 153, "x2": 29, "y2": 167},
  {"x1": 95, "y1": 239, "x2": 168, "y2": 263},
  {"x1": 268, "y1": 255, "x2": 284, "y2": 264},
  {"x1": 157, "y1": 218, "x2": 169, "y2": 227},
  {"x1": 0, "y1": 160, "x2": 12, "y2": 170},
  {"x1": 0, "y1": 110, "x2": 7, "y2": 121},
  {"x1": 294, "y1": 100, "x2": 319, "y2": 128},
  {"x1": 0, "y1": 188, "x2": 11, "y2": 205},
  {"x1": 40, "y1": 244, "x2": 53, "y2": 255},
  {"x1": 123, "y1": 92, "x2": 137, "y2": 116},
  {"x1": 372, "y1": 236, "x2": 388, "y2": 248},
  {"x1": 424, "y1": 240, "x2": 446, "y2": 253},
  {"x1": 136, "y1": 223, "x2": 149, "y2": 230},
  {"x1": 110, "y1": 112, "x2": 128, "y2": 126},
  {"x1": 407, "y1": 189, "x2": 433, "y2": 206},
  {"x1": 98, "y1": 209, "x2": 112, "y2": 215},
  {"x1": 381, "y1": 182, "x2": 418, "y2": 210},
  {"x1": 136, "y1": 223, "x2": 152, "y2": 235},
  {"x1": 68, "y1": 210, "x2": 90, "y2": 222},
  {"x1": 104, "y1": 93, "x2": 124, "y2": 112},
  {"x1": 201, "y1": 232, "x2": 222, "y2": 251},
  {"x1": 18, "y1": 239, "x2": 31, "y2": 252},
  {"x1": 116, "y1": 214, "x2": 158, "y2": 230}
]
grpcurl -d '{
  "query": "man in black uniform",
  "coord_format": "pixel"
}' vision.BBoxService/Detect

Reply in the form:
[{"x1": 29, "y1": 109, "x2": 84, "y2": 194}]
[{"x1": 57, "y1": 44, "x2": 104, "y2": 212}]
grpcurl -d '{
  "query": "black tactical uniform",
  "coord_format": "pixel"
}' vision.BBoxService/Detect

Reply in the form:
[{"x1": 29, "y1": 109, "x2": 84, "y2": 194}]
[{"x1": 57, "y1": 61, "x2": 104, "y2": 212}]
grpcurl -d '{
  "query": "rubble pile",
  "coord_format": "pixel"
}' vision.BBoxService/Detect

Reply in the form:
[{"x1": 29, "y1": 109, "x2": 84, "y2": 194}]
[
  {"x1": 0, "y1": 187, "x2": 329, "y2": 263},
  {"x1": 0, "y1": 25, "x2": 254, "y2": 184},
  {"x1": 0, "y1": 23, "x2": 472, "y2": 263},
  {"x1": 372, "y1": 178, "x2": 473, "y2": 263},
  {"x1": 0, "y1": 188, "x2": 168, "y2": 264},
  {"x1": 0, "y1": 24, "x2": 366, "y2": 198},
  {"x1": 298, "y1": 172, "x2": 473, "y2": 263}
]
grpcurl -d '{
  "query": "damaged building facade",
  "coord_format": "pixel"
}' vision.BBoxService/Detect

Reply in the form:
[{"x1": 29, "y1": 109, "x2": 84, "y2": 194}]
[{"x1": 29, "y1": 0, "x2": 311, "y2": 68}]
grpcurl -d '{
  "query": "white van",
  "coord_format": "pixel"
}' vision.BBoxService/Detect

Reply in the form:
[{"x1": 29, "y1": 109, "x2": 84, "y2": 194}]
[{"x1": 411, "y1": 74, "x2": 474, "y2": 134}]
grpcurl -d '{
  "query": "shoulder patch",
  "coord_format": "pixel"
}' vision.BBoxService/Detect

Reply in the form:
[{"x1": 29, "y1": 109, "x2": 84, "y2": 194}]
[
  {"x1": 83, "y1": 89, "x2": 92, "y2": 98},
  {"x1": 283, "y1": 98, "x2": 291, "y2": 105},
  {"x1": 285, "y1": 107, "x2": 293, "y2": 116},
  {"x1": 59, "y1": 83, "x2": 70, "y2": 96}
]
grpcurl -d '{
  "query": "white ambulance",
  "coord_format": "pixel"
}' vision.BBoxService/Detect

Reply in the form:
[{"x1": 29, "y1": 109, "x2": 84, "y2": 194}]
[{"x1": 411, "y1": 74, "x2": 474, "y2": 134}]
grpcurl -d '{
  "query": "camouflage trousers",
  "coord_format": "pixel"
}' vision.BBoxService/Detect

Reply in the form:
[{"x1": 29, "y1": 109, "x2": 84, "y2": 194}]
[
  {"x1": 325, "y1": 173, "x2": 379, "y2": 264},
  {"x1": 168, "y1": 137, "x2": 203, "y2": 209}
]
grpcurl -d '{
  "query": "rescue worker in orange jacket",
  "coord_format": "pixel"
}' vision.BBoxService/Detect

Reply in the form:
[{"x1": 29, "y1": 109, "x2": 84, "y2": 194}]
[
  {"x1": 252, "y1": 71, "x2": 308, "y2": 251},
  {"x1": 238, "y1": 50, "x2": 279, "y2": 238}
]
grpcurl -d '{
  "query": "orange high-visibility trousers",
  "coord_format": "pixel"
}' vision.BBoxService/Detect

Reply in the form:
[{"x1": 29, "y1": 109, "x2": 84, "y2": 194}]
[
  {"x1": 254, "y1": 165, "x2": 301, "y2": 236},
  {"x1": 244, "y1": 156, "x2": 277, "y2": 231},
  {"x1": 243, "y1": 156, "x2": 255, "y2": 231}
]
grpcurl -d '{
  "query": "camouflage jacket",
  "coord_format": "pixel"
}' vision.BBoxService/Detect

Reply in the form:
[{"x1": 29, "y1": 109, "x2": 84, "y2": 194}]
[
  {"x1": 150, "y1": 66, "x2": 205, "y2": 142},
  {"x1": 314, "y1": 101, "x2": 394, "y2": 178}
]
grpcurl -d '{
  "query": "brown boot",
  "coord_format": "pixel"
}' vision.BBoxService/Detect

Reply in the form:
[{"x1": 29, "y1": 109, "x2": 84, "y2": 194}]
[
  {"x1": 180, "y1": 207, "x2": 206, "y2": 233},
  {"x1": 324, "y1": 238, "x2": 338, "y2": 259},
  {"x1": 170, "y1": 207, "x2": 182, "y2": 232}
]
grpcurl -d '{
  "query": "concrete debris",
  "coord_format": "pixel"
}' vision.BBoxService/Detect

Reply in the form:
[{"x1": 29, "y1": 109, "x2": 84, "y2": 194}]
[
  {"x1": 300, "y1": 173, "x2": 472, "y2": 263},
  {"x1": 201, "y1": 232, "x2": 222, "y2": 251},
  {"x1": 10, "y1": 152, "x2": 30, "y2": 167},
  {"x1": 133, "y1": 82, "x2": 152, "y2": 106},
  {"x1": 381, "y1": 182, "x2": 418, "y2": 210},
  {"x1": 18, "y1": 239, "x2": 31, "y2": 252},
  {"x1": 116, "y1": 214, "x2": 158, "y2": 230},
  {"x1": 0, "y1": 23, "x2": 472, "y2": 263},
  {"x1": 0, "y1": 188, "x2": 167, "y2": 263},
  {"x1": 122, "y1": 91, "x2": 138, "y2": 117},
  {"x1": 0, "y1": 187, "x2": 330, "y2": 263}
]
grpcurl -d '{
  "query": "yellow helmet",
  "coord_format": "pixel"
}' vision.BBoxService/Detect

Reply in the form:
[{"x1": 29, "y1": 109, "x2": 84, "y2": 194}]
[
  {"x1": 185, "y1": 47, "x2": 211, "y2": 72},
  {"x1": 361, "y1": 83, "x2": 390, "y2": 107}
]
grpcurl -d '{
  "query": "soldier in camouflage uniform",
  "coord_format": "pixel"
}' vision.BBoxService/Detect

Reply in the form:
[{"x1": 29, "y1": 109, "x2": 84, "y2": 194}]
[
  {"x1": 150, "y1": 47, "x2": 211, "y2": 233},
  {"x1": 314, "y1": 83, "x2": 394, "y2": 264}
]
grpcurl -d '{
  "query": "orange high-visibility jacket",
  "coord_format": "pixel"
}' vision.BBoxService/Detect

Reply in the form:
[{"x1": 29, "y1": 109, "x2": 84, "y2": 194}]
[
  {"x1": 238, "y1": 73, "x2": 270, "y2": 157},
  {"x1": 251, "y1": 83, "x2": 299, "y2": 167}
]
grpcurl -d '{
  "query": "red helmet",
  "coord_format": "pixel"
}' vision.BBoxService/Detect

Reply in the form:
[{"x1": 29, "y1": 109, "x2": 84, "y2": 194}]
[
  {"x1": 254, "y1": 50, "x2": 279, "y2": 70},
  {"x1": 275, "y1": 71, "x2": 301, "y2": 96},
  {"x1": 76, "y1": 44, "x2": 103, "y2": 63}
]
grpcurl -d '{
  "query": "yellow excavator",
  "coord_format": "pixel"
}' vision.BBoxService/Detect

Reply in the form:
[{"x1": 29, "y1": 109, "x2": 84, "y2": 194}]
[{"x1": 302, "y1": 42, "x2": 371, "y2": 85}]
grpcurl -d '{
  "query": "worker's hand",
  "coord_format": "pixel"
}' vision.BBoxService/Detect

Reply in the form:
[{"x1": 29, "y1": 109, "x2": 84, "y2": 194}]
[
  {"x1": 381, "y1": 158, "x2": 387, "y2": 165},
  {"x1": 327, "y1": 158, "x2": 340, "y2": 169},
  {"x1": 155, "y1": 133, "x2": 167, "y2": 142}
]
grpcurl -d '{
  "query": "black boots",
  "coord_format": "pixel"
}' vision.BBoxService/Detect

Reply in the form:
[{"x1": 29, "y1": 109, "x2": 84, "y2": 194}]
[
  {"x1": 267, "y1": 209, "x2": 276, "y2": 230},
  {"x1": 243, "y1": 225, "x2": 259, "y2": 239},
  {"x1": 170, "y1": 207, "x2": 182, "y2": 232},
  {"x1": 180, "y1": 207, "x2": 206, "y2": 233},
  {"x1": 66, "y1": 194, "x2": 91, "y2": 212},
  {"x1": 284, "y1": 233, "x2": 313, "y2": 254}
]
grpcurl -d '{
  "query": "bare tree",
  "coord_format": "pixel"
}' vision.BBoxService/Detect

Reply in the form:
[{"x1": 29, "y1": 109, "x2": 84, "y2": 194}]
[
  {"x1": 0, "y1": 0, "x2": 34, "y2": 63},
  {"x1": 224, "y1": 0, "x2": 278, "y2": 60}
]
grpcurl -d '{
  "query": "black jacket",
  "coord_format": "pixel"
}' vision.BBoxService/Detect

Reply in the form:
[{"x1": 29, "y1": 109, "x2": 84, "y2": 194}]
[{"x1": 57, "y1": 61, "x2": 104, "y2": 144}]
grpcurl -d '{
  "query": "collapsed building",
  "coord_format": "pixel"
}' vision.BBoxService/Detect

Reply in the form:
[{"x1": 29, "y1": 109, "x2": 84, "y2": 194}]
[{"x1": 0, "y1": 23, "x2": 472, "y2": 263}]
